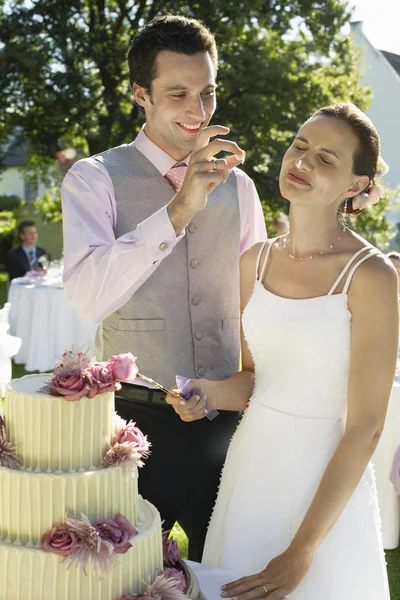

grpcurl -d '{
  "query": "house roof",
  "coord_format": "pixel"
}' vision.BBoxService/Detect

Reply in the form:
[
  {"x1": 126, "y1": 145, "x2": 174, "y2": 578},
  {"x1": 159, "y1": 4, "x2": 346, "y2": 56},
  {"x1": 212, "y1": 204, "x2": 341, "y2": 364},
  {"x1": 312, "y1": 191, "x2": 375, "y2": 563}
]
[
  {"x1": 1, "y1": 143, "x2": 27, "y2": 167},
  {"x1": 381, "y1": 50, "x2": 400, "y2": 78}
]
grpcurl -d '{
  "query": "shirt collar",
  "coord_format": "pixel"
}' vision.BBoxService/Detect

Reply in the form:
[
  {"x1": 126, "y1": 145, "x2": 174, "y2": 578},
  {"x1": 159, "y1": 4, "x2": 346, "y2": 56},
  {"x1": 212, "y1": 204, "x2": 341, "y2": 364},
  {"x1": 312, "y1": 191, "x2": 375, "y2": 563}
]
[
  {"x1": 22, "y1": 245, "x2": 36, "y2": 255},
  {"x1": 134, "y1": 125, "x2": 190, "y2": 176}
]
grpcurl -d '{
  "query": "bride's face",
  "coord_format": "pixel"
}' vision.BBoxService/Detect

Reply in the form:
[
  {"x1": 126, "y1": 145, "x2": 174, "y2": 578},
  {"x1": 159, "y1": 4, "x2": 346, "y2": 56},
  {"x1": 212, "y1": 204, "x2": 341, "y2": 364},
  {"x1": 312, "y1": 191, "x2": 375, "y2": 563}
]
[{"x1": 279, "y1": 115, "x2": 369, "y2": 209}]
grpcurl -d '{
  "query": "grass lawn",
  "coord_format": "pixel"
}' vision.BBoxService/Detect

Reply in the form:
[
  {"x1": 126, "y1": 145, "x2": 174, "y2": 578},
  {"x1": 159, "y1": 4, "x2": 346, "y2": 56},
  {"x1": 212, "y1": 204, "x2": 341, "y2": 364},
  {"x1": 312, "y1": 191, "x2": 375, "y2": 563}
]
[{"x1": 1, "y1": 273, "x2": 399, "y2": 597}]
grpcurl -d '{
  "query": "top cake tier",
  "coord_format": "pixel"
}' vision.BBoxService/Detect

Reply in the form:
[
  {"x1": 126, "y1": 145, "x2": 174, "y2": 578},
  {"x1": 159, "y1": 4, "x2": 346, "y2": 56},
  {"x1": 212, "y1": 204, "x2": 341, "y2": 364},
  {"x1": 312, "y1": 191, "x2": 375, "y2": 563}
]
[{"x1": 5, "y1": 374, "x2": 115, "y2": 473}]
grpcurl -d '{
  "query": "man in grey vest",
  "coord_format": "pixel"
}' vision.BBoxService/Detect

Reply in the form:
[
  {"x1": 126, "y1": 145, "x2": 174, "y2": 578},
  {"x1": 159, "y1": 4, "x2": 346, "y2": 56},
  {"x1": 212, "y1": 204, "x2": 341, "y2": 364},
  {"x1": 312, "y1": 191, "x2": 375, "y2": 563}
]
[{"x1": 62, "y1": 14, "x2": 267, "y2": 561}]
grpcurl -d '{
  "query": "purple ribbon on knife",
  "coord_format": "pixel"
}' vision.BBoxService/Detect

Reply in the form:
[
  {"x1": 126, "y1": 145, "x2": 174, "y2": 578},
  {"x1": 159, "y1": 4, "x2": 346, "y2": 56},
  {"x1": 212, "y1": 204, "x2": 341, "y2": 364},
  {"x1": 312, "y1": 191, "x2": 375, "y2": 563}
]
[{"x1": 176, "y1": 375, "x2": 219, "y2": 421}]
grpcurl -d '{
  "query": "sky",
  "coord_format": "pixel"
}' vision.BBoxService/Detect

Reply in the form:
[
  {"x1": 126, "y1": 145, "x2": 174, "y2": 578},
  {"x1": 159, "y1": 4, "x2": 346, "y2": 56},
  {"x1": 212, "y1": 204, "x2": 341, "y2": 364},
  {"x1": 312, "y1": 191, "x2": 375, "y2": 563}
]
[{"x1": 349, "y1": 0, "x2": 400, "y2": 55}]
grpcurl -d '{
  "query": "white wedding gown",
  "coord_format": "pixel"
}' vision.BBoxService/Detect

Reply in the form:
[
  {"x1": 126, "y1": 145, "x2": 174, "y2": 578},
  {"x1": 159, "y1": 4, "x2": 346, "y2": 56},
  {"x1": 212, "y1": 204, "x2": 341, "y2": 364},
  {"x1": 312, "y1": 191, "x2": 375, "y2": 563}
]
[{"x1": 202, "y1": 241, "x2": 390, "y2": 599}]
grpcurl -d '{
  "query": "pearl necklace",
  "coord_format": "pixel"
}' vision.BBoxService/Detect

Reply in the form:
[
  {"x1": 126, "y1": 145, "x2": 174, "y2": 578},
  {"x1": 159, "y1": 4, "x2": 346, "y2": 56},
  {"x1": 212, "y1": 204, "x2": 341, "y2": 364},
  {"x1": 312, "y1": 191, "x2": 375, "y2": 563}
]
[{"x1": 280, "y1": 226, "x2": 348, "y2": 261}]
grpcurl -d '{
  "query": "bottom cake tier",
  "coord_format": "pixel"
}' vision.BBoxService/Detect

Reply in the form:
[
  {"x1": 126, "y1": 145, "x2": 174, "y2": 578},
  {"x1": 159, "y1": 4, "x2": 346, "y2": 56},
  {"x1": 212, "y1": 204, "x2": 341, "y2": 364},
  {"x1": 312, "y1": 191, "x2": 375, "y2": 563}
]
[{"x1": 0, "y1": 497, "x2": 163, "y2": 600}]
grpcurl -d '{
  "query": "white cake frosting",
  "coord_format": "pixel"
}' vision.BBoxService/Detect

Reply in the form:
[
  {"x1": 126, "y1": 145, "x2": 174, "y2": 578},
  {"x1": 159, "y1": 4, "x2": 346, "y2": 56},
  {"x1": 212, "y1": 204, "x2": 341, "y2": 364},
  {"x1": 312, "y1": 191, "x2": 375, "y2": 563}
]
[
  {"x1": 0, "y1": 374, "x2": 163, "y2": 599},
  {"x1": 5, "y1": 374, "x2": 115, "y2": 472}
]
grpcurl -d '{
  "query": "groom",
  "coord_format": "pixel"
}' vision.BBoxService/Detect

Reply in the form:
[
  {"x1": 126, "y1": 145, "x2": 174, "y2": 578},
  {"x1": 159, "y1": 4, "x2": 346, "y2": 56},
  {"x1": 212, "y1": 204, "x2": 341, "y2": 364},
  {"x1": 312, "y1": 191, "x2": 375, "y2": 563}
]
[{"x1": 62, "y1": 14, "x2": 266, "y2": 561}]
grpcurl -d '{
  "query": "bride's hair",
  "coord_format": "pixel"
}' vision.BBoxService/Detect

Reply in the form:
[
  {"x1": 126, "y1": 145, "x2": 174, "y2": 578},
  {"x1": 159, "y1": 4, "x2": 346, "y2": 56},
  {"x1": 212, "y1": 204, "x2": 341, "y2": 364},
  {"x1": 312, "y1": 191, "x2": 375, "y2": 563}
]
[{"x1": 311, "y1": 103, "x2": 385, "y2": 216}]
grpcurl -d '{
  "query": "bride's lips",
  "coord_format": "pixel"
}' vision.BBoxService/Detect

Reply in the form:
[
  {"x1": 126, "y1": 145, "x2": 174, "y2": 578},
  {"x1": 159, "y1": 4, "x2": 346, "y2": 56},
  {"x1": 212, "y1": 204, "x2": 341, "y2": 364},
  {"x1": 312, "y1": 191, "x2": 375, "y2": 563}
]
[{"x1": 287, "y1": 171, "x2": 311, "y2": 186}]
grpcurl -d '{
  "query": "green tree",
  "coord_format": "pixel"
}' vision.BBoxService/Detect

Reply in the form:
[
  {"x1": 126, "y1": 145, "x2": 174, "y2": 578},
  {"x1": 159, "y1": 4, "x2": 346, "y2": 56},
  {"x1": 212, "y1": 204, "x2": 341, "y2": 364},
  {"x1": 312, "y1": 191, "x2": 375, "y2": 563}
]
[{"x1": 1, "y1": 0, "x2": 390, "y2": 240}]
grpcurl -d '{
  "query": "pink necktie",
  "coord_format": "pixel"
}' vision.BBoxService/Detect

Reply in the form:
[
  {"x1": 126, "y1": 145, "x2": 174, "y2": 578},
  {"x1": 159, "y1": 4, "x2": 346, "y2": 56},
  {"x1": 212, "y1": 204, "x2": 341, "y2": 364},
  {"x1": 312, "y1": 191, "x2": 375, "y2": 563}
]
[{"x1": 165, "y1": 163, "x2": 187, "y2": 192}]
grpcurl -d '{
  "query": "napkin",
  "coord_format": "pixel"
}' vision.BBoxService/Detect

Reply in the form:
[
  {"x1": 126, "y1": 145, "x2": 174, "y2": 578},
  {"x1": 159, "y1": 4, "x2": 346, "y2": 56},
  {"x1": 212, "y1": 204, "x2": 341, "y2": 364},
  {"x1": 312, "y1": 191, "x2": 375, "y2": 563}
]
[{"x1": 175, "y1": 375, "x2": 219, "y2": 421}]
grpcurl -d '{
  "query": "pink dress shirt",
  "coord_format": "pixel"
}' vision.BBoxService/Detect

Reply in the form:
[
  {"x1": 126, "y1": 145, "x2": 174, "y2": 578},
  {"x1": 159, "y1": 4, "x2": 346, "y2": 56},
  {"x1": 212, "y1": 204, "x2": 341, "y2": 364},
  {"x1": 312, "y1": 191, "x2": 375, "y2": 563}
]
[{"x1": 62, "y1": 127, "x2": 267, "y2": 324}]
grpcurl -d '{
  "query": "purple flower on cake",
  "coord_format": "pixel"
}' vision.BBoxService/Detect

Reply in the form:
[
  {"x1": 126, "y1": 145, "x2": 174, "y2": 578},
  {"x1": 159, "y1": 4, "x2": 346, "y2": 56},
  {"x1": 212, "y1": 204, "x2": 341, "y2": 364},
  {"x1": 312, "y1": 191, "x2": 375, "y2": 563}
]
[
  {"x1": 110, "y1": 353, "x2": 139, "y2": 383},
  {"x1": 114, "y1": 419, "x2": 151, "y2": 457},
  {"x1": 55, "y1": 350, "x2": 91, "y2": 373},
  {"x1": 62, "y1": 512, "x2": 119, "y2": 577},
  {"x1": 45, "y1": 369, "x2": 91, "y2": 401},
  {"x1": 120, "y1": 573, "x2": 187, "y2": 600},
  {"x1": 42, "y1": 525, "x2": 78, "y2": 556},
  {"x1": 89, "y1": 362, "x2": 121, "y2": 394},
  {"x1": 160, "y1": 568, "x2": 186, "y2": 592},
  {"x1": 145, "y1": 573, "x2": 187, "y2": 599},
  {"x1": 162, "y1": 531, "x2": 180, "y2": 566},
  {"x1": 102, "y1": 438, "x2": 145, "y2": 469},
  {"x1": 95, "y1": 513, "x2": 138, "y2": 554},
  {"x1": 121, "y1": 596, "x2": 156, "y2": 600},
  {"x1": 0, "y1": 416, "x2": 21, "y2": 470}
]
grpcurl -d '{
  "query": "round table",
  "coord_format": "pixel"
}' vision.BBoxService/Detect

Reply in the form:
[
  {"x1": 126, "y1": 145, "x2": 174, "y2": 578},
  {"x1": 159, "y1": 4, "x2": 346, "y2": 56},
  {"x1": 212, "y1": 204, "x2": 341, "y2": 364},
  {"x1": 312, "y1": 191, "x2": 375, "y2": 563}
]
[
  {"x1": 371, "y1": 381, "x2": 400, "y2": 549},
  {"x1": 8, "y1": 278, "x2": 97, "y2": 372}
]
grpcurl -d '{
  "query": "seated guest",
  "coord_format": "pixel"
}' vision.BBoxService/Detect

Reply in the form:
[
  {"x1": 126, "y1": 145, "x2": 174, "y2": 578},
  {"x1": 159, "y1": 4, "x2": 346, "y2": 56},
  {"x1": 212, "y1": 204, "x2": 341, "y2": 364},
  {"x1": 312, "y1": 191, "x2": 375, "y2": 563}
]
[
  {"x1": 387, "y1": 251, "x2": 400, "y2": 278},
  {"x1": 4, "y1": 220, "x2": 51, "y2": 282}
]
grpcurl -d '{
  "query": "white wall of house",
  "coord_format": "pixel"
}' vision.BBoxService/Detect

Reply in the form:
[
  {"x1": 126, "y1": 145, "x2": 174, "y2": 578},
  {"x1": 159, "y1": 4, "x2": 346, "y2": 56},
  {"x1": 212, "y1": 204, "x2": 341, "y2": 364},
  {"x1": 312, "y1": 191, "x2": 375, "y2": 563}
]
[
  {"x1": 351, "y1": 22, "x2": 400, "y2": 192},
  {"x1": 0, "y1": 167, "x2": 25, "y2": 199},
  {"x1": 0, "y1": 166, "x2": 48, "y2": 201}
]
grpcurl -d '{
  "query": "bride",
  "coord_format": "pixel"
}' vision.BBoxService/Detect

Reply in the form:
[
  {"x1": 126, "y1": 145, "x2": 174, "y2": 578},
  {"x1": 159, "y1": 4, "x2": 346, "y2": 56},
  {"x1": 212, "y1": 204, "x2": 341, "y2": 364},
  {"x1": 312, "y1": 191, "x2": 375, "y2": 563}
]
[{"x1": 167, "y1": 103, "x2": 398, "y2": 599}]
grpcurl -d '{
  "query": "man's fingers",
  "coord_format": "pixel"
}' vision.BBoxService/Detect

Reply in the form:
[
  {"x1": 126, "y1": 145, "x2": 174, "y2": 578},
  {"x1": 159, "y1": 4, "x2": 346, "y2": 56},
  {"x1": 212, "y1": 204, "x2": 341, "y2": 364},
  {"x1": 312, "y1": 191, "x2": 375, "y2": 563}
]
[
  {"x1": 165, "y1": 389, "x2": 184, "y2": 408},
  {"x1": 190, "y1": 159, "x2": 230, "y2": 184},
  {"x1": 196, "y1": 138, "x2": 245, "y2": 162},
  {"x1": 193, "y1": 125, "x2": 230, "y2": 152},
  {"x1": 191, "y1": 159, "x2": 227, "y2": 173},
  {"x1": 226, "y1": 153, "x2": 245, "y2": 170}
]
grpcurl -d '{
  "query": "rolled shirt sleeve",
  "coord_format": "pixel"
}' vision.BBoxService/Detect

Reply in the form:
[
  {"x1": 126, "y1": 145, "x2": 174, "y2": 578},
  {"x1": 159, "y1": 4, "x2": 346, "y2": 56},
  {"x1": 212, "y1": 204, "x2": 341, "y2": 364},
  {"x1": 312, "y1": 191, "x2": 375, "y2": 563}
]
[{"x1": 62, "y1": 158, "x2": 184, "y2": 323}]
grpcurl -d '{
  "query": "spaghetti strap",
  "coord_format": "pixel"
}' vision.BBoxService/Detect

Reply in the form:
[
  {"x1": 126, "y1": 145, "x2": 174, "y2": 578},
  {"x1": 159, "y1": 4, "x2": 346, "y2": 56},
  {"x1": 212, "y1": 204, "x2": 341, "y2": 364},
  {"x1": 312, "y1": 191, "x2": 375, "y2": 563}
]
[
  {"x1": 259, "y1": 241, "x2": 274, "y2": 282},
  {"x1": 342, "y1": 249, "x2": 379, "y2": 294},
  {"x1": 255, "y1": 241, "x2": 268, "y2": 281},
  {"x1": 328, "y1": 247, "x2": 372, "y2": 295}
]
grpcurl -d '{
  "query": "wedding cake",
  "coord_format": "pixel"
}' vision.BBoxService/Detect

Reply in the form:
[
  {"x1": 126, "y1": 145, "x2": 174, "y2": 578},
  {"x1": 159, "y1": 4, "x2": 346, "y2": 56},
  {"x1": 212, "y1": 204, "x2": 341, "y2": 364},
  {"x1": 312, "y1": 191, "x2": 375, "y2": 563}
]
[{"x1": 0, "y1": 353, "x2": 170, "y2": 600}]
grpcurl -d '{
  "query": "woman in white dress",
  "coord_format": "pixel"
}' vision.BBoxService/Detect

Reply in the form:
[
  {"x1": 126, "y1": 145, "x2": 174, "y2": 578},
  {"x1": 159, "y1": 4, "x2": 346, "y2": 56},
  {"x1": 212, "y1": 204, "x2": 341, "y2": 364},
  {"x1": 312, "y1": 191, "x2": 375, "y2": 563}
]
[{"x1": 167, "y1": 103, "x2": 399, "y2": 599}]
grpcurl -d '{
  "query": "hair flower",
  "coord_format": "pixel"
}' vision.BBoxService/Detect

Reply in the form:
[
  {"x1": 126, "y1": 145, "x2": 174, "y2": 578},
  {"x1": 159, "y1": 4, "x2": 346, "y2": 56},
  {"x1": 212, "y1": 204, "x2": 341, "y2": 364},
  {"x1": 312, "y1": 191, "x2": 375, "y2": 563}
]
[{"x1": 352, "y1": 184, "x2": 384, "y2": 211}]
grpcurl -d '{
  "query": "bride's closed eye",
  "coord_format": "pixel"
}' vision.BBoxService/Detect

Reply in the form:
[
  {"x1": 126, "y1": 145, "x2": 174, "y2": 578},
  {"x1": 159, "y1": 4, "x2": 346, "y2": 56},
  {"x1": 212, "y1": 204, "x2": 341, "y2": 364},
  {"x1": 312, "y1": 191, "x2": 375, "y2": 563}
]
[{"x1": 320, "y1": 156, "x2": 332, "y2": 165}]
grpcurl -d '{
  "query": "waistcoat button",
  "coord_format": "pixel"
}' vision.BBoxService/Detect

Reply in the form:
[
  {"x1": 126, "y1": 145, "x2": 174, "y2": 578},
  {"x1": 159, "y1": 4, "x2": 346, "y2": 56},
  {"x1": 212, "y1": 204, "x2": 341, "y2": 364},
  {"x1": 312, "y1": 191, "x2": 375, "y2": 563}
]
[
  {"x1": 188, "y1": 223, "x2": 197, "y2": 233},
  {"x1": 190, "y1": 259, "x2": 199, "y2": 269},
  {"x1": 197, "y1": 366, "x2": 206, "y2": 377},
  {"x1": 195, "y1": 332, "x2": 203, "y2": 341},
  {"x1": 192, "y1": 296, "x2": 201, "y2": 306}
]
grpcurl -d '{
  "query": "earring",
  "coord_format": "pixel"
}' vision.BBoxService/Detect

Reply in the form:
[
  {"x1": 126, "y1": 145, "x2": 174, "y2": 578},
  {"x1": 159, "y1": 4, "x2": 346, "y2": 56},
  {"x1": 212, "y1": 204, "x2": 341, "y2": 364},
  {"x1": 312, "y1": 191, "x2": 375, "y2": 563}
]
[{"x1": 344, "y1": 198, "x2": 348, "y2": 213}]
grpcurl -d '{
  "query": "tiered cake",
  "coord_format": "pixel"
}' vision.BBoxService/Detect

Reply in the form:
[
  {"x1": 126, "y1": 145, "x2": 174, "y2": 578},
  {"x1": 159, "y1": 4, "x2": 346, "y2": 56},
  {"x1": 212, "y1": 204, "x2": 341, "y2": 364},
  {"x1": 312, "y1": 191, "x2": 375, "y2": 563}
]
[{"x1": 0, "y1": 373, "x2": 163, "y2": 600}]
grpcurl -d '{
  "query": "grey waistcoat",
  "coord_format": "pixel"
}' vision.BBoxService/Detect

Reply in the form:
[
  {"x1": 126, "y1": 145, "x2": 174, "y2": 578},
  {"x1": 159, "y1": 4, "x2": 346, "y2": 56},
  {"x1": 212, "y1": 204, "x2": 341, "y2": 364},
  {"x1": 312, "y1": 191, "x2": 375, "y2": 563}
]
[{"x1": 96, "y1": 143, "x2": 241, "y2": 388}]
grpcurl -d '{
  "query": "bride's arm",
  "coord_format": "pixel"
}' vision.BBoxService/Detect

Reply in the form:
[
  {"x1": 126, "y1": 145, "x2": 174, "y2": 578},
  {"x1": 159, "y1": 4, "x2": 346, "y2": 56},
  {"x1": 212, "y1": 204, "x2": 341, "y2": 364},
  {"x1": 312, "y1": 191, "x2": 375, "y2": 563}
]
[
  {"x1": 222, "y1": 254, "x2": 399, "y2": 600},
  {"x1": 166, "y1": 243, "x2": 263, "y2": 418}
]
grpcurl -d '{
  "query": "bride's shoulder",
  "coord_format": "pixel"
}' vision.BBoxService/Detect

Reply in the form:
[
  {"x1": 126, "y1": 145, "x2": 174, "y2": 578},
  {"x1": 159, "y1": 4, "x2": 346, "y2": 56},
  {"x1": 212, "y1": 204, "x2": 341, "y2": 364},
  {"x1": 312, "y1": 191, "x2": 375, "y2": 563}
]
[
  {"x1": 240, "y1": 239, "x2": 278, "y2": 265},
  {"x1": 347, "y1": 245, "x2": 397, "y2": 309}
]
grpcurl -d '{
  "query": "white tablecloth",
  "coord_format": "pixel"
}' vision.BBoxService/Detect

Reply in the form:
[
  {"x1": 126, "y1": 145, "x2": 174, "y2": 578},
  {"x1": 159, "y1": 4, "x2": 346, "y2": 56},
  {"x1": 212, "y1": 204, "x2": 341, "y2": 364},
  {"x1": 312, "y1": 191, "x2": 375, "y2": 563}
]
[
  {"x1": 371, "y1": 382, "x2": 400, "y2": 549},
  {"x1": 187, "y1": 561, "x2": 239, "y2": 600},
  {"x1": 8, "y1": 279, "x2": 97, "y2": 372}
]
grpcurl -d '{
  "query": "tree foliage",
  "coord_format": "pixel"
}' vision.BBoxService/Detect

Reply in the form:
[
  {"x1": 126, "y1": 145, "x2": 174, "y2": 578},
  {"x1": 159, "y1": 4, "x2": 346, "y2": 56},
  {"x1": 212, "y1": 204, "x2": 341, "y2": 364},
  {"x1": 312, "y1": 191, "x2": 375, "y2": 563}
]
[{"x1": 1, "y1": 0, "x2": 391, "y2": 241}]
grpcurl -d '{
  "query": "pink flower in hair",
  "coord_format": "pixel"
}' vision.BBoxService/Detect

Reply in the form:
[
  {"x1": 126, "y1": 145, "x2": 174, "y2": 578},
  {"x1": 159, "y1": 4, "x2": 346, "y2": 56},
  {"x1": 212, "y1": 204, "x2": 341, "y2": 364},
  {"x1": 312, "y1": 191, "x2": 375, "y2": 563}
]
[
  {"x1": 368, "y1": 183, "x2": 384, "y2": 203},
  {"x1": 352, "y1": 184, "x2": 384, "y2": 211}
]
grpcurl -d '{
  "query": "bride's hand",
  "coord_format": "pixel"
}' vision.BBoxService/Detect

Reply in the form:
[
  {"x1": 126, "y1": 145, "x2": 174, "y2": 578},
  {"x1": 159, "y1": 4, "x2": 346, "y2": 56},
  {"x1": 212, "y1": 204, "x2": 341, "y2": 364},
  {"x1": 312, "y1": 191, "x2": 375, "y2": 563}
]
[
  {"x1": 165, "y1": 379, "x2": 215, "y2": 422},
  {"x1": 221, "y1": 546, "x2": 315, "y2": 600}
]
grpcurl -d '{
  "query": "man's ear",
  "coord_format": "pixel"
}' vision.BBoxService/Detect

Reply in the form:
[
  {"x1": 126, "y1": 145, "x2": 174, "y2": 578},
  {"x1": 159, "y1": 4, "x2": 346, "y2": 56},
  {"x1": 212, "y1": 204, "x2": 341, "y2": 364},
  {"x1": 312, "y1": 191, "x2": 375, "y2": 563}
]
[
  {"x1": 133, "y1": 83, "x2": 149, "y2": 110},
  {"x1": 346, "y1": 175, "x2": 370, "y2": 199}
]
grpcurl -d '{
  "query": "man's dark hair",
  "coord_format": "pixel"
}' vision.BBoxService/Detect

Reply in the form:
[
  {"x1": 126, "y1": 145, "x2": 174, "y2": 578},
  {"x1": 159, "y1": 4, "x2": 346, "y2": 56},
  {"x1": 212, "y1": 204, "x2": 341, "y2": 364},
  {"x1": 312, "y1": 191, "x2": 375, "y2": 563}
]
[
  {"x1": 127, "y1": 14, "x2": 218, "y2": 92},
  {"x1": 18, "y1": 220, "x2": 36, "y2": 237}
]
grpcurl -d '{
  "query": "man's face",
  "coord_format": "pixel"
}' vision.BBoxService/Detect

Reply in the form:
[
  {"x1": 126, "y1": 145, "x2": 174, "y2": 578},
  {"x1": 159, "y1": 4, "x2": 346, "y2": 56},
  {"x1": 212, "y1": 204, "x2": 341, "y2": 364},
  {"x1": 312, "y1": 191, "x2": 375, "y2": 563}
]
[
  {"x1": 20, "y1": 226, "x2": 38, "y2": 247},
  {"x1": 134, "y1": 50, "x2": 217, "y2": 160}
]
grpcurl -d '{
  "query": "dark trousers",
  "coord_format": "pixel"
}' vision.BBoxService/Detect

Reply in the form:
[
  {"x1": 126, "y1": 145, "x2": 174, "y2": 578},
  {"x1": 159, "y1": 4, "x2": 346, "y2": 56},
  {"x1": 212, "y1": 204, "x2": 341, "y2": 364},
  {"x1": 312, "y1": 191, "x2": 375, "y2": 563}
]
[{"x1": 115, "y1": 386, "x2": 241, "y2": 562}]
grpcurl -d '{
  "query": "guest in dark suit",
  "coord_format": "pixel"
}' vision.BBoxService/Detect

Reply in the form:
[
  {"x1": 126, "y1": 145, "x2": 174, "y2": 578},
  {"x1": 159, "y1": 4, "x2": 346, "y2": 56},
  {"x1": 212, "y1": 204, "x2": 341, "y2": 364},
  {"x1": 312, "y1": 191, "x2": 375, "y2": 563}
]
[{"x1": 4, "y1": 220, "x2": 51, "y2": 282}]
